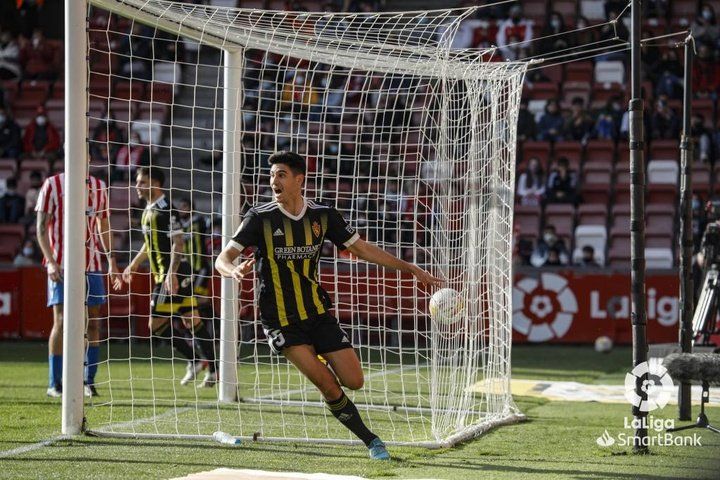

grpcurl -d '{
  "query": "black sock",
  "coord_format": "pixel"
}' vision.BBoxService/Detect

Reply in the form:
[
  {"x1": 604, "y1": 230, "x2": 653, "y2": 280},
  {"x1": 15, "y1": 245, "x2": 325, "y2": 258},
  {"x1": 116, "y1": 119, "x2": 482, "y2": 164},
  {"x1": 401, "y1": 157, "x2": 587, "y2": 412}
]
[
  {"x1": 326, "y1": 392, "x2": 377, "y2": 446},
  {"x1": 152, "y1": 322, "x2": 195, "y2": 361},
  {"x1": 192, "y1": 321, "x2": 216, "y2": 373}
]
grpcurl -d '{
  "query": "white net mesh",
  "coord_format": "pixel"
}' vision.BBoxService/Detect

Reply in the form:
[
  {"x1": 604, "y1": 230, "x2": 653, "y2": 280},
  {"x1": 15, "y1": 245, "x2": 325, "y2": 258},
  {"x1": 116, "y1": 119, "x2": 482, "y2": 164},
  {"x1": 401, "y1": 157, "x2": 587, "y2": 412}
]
[{"x1": 84, "y1": 0, "x2": 526, "y2": 447}]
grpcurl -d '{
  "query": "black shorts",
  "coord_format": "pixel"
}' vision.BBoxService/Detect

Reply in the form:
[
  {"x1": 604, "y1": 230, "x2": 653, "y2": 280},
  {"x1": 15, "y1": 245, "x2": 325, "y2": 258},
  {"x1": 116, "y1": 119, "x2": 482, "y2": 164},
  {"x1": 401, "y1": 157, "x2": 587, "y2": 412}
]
[
  {"x1": 192, "y1": 272, "x2": 210, "y2": 297},
  {"x1": 263, "y1": 313, "x2": 352, "y2": 355},
  {"x1": 150, "y1": 263, "x2": 197, "y2": 317}
]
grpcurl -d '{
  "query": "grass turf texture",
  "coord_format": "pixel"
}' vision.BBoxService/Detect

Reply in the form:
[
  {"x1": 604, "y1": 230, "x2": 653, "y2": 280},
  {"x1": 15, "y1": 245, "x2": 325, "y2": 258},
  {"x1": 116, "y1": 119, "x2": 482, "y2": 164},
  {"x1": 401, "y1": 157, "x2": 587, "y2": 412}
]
[{"x1": 1, "y1": 342, "x2": 719, "y2": 479}]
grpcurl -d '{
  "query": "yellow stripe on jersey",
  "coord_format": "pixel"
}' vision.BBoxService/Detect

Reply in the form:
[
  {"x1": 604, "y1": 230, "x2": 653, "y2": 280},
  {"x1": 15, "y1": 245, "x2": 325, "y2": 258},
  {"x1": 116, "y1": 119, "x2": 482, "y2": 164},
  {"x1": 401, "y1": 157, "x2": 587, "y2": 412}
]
[
  {"x1": 151, "y1": 210, "x2": 165, "y2": 283},
  {"x1": 283, "y1": 217, "x2": 308, "y2": 321},
  {"x1": 303, "y1": 216, "x2": 325, "y2": 314},
  {"x1": 263, "y1": 219, "x2": 288, "y2": 326}
]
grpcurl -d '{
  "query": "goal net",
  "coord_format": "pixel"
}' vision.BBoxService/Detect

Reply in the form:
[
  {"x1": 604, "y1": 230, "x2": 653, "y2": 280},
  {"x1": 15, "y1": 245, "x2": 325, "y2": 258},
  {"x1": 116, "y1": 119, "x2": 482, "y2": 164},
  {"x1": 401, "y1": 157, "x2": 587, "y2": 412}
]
[{"x1": 83, "y1": 0, "x2": 526, "y2": 448}]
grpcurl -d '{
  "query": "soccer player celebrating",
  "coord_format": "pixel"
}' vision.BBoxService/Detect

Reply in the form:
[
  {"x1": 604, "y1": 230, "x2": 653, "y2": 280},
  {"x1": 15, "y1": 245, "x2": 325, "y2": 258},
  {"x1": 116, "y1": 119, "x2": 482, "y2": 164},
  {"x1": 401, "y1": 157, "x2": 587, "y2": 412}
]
[
  {"x1": 215, "y1": 151, "x2": 442, "y2": 459},
  {"x1": 36, "y1": 167, "x2": 122, "y2": 397},
  {"x1": 176, "y1": 196, "x2": 216, "y2": 384},
  {"x1": 122, "y1": 167, "x2": 217, "y2": 387}
]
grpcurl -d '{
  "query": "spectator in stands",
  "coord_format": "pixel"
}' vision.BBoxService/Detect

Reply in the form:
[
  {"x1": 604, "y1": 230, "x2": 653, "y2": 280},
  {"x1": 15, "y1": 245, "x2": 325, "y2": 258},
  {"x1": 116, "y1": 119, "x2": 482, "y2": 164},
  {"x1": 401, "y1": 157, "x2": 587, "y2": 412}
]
[
  {"x1": 117, "y1": 23, "x2": 152, "y2": 80},
  {"x1": 597, "y1": 8, "x2": 629, "y2": 61},
  {"x1": 536, "y1": 11, "x2": 571, "y2": 57},
  {"x1": 22, "y1": 106, "x2": 61, "y2": 160},
  {"x1": 13, "y1": 238, "x2": 38, "y2": 266},
  {"x1": 593, "y1": 97, "x2": 623, "y2": 140},
  {"x1": 543, "y1": 247, "x2": 564, "y2": 267},
  {"x1": 653, "y1": 50, "x2": 683, "y2": 100},
  {"x1": 496, "y1": 5, "x2": 533, "y2": 61},
  {"x1": 692, "y1": 3, "x2": 720, "y2": 49},
  {"x1": 563, "y1": 97, "x2": 594, "y2": 143},
  {"x1": 113, "y1": 131, "x2": 149, "y2": 181},
  {"x1": 691, "y1": 114, "x2": 712, "y2": 163},
  {"x1": 650, "y1": 95, "x2": 680, "y2": 140},
  {"x1": 573, "y1": 16, "x2": 596, "y2": 46},
  {"x1": 516, "y1": 157, "x2": 545, "y2": 206},
  {"x1": 0, "y1": 29, "x2": 20, "y2": 80},
  {"x1": 0, "y1": 107, "x2": 21, "y2": 158},
  {"x1": 545, "y1": 157, "x2": 577, "y2": 204},
  {"x1": 537, "y1": 99, "x2": 564, "y2": 142},
  {"x1": 23, "y1": 170, "x2": 43, "y2": 219},
  {"x1": 0, "y1": 177, "x2": 24, "y2": 223},
  {"x1": 19, "y1": 28, "x2": 57, "y2": 80},
  {"x1": 693, "y1": 43, "x2": 720, "y2": 98},
  {"x1": 575, "y1": 245, "x2": 601, "y2": 268},
  {"x1": 91, "y1": 111, "x2": 125, "y2": 163},
  {"x1": 530, "y1": 224, "x2": 569, "y2": 267},
  {"x1": 517, "y1": 98, "x2": 536, "y2": 141}
]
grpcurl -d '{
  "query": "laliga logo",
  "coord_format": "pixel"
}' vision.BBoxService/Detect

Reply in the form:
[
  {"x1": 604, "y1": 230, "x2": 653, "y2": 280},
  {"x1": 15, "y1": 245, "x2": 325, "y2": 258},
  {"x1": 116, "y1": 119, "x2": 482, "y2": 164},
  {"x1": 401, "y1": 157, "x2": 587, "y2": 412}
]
[
  {"x1": 512, "y1": 273, "x2": 578, "y2": 342},
  {"x1": 624, "y1": 359, "x2": 674, "y2": 412}
]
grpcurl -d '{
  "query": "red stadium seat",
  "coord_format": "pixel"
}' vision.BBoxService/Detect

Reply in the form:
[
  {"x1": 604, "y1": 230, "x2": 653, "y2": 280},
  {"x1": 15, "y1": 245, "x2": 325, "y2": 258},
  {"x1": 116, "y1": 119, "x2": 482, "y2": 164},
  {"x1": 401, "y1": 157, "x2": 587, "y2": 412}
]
[
  {"x1": 514, "y1": 205, "x2": 541, "y2": 238},
  {"x1": 608, "y1": 237, "x2": 631, "y2": 269},
  {"x1": 692, "y1": 98, "x2": 715, "y2": 128},
  {"x1": 649, "y1": 140, "x2": 678, "y2": 161},
  {"x1": 524, "y1": 82, "x2": 559, "y2": 100},
  {"x1": 113, "y1": 81, "x2": 145, "y2": 101},
  {"x1": 577, "y1": 203, "x2": 608, "y2": 226},
  {"x1": 0, "y1": 224, "x2": 25, "y2": 260},
  {"x1": 581, "y1": 161, "x2": 612, "y2": 203},
  {"x1": 585, "y1": 139, "x2": 615, "y2": 164},
  {"x1": 0, "y1": 158, "x2": 16, "y2": 180},
  {"x1": 545, "y1": 203, "x2": 575, "y2": 238},
  {"x1": 553, "y1": 142, "x2": 582, "y2": 170},
  {"x1": 552, "y1": 0, "x2": 577, "y2": 18},
  {"x1": 692, "y1": 164, "x2": 711, "y2": 197},
  {"x1": 565, "y1": 61, "x2": 593, "y2": 83},
  {"x1": 520, "y1": 141, "x2": 551, "y2": 167}
]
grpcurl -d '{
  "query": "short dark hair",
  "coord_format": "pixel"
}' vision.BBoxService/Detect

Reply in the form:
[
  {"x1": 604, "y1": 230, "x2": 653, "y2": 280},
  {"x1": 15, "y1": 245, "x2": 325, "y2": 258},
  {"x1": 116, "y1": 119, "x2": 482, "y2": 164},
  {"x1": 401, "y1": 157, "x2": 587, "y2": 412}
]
[
  {"x1": 268, "y1": 151, "x2": 306, "y2": 176},
  {"x1": 582, "y1": 245, "x2": 595, "y2": 255},
  {"x1": 137, "y1": 166, "x2": 165, "y2": 187},
  {"x1": 6, "y1": 177, "x2": 17, "y2": 189}
]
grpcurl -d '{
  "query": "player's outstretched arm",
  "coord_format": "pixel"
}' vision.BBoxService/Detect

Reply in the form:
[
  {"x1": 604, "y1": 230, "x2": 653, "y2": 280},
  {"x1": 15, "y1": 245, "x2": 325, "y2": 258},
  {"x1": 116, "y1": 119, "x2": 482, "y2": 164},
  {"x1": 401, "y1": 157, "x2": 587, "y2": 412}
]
[
  {"x1": 215, "y1": 246, "x2": 255, "y2": 282},
  {"x1": 347, "y1": 238, "x2": 443, "y2": 287},
  {"x1": 123, "y1": 244, "x2": 148, "y2": 284}
]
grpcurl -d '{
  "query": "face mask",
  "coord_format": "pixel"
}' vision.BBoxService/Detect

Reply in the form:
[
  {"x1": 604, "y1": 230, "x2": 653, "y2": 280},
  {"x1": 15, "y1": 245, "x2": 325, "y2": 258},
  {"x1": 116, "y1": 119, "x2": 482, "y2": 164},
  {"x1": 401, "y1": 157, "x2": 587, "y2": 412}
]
[
  {"x1": 36, "y1": 116, "x2": 46, "y2": 126},
  {"x1": 703, "y1": 9, "x2": 712, "y2": 20},
  {"x1": 32, "y1": 37, "x2": 40, "y2": 47},
  {"x1": 543, "y1": 233, "x2": 556, "y2": 244},
  {"x1": 550, "y1": 19, "x2": 560, "y2": 29},
  {"x1": 0, "y1": 114, "x2": 6, "y2": 123},
  {"x1": 22, "y1": 247, "x2": 33, "y2": 257}
]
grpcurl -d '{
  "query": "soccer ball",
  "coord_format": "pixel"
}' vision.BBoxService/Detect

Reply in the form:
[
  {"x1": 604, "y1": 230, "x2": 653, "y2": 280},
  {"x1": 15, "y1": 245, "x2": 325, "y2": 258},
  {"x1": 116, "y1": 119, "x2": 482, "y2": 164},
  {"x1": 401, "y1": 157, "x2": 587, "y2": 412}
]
[
  {"x1": 429, "y1": 288, "x2": 463, "y2": 325},
  {"x1": 594, "y1": 335, "x2": 613, "y2": 354}
]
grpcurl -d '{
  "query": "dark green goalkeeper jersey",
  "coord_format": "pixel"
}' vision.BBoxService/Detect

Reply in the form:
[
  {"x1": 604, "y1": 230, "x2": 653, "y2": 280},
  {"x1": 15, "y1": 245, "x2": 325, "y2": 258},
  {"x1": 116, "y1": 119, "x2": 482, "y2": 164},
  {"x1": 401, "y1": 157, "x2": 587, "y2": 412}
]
[{"x1": 229, "y1": 198, "x2": 359, "y2": 327}]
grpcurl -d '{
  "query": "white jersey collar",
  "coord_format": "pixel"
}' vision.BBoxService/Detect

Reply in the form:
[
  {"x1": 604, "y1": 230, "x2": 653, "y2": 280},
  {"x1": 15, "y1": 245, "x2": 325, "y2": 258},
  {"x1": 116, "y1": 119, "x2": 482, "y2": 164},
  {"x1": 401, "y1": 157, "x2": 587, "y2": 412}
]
[{"x1": 277, "y1": 197, "x2": 307, "y2": 221}]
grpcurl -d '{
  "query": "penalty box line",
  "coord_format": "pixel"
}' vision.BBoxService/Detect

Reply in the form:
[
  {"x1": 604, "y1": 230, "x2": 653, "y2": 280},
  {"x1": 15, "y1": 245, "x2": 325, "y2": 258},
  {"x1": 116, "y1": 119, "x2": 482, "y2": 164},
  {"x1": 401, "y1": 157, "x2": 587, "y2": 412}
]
[{"x1": 0, "y1": 435, "x2": 70, "y2": 459}]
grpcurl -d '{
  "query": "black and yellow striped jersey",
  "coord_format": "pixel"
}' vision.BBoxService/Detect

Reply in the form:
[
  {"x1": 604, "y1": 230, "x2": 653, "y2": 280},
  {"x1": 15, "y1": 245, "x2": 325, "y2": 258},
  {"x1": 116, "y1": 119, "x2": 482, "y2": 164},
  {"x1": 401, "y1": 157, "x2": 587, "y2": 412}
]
[
  {"x1": 140, "y1": 194, "x2": 184, "y2": 284},
  {"x1": 180, "y1": 215, "x2": 211, "y2": 275},
  {"x1": 230, "y1": 198, "x2": 359, "y2": 326}
]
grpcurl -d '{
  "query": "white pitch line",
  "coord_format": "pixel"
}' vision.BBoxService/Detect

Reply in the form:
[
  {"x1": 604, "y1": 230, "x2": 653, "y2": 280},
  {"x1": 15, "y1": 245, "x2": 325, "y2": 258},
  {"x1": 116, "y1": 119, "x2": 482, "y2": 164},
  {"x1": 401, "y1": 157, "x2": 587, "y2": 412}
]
[
  {"x1": 0, "y1": 435, "x2": 68, "y2": 459},
  {"x1": 92, "y1": 406, "x2": 193, "y2": 433}
]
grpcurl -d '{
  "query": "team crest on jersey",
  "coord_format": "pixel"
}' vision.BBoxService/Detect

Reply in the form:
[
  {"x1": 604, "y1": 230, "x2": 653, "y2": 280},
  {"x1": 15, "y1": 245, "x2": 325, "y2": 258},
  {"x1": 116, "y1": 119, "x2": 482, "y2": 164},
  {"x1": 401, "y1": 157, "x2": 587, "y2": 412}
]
[{"x1": 312, "y1": 221, "x2": 321, "y2": 238}]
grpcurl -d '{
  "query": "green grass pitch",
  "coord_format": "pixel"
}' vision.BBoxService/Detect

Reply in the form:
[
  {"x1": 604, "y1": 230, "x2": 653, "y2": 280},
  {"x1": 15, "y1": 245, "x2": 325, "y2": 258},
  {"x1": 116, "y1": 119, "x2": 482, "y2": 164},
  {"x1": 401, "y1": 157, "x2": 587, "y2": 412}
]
[{"x1": 1, "y1": 342, "x2": 718, "y2": 479}]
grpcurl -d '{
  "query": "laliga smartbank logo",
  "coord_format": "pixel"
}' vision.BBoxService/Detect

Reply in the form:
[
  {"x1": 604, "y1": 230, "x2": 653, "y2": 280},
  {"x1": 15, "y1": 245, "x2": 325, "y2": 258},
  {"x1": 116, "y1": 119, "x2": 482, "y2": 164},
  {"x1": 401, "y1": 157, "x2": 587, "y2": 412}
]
[
  {"x1": 624, "y1": 358, "x2": 674, "y2": 412},
  {"x1": 595, "y1": 360, "x2": 702, "y2": 448}
]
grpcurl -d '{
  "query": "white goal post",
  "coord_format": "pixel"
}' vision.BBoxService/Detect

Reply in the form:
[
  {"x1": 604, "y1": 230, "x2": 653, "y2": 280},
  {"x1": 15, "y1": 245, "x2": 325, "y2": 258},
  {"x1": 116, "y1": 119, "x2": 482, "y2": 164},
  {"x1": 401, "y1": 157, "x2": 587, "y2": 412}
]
[{"x1": 63, "y1": 0, "x2": 527, "y2": 448}]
